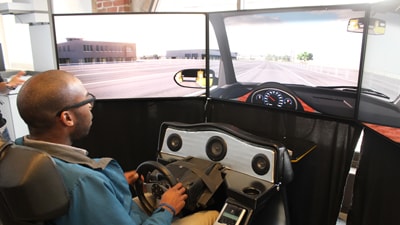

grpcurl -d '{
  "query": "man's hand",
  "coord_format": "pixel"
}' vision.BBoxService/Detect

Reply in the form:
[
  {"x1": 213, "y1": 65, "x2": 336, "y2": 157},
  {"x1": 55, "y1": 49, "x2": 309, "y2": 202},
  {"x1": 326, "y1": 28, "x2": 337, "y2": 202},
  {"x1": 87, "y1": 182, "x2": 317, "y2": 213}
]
[
  {"x1": 159, "y1": 182, "x2": 187, "y2": 216},
  {"x1": 8, "y1": 71, "x2": 26, "y2": 88},
  {"x1": 124, "y1": 170, "x2": 140, "y2": 185}
]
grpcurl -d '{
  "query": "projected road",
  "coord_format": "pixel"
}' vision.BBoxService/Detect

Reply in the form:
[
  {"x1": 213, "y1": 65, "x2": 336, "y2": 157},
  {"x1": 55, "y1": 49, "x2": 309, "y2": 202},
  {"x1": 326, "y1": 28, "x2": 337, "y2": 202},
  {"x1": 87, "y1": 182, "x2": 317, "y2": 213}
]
[{"x1": 60, "y1": 59, "x2": 358, "y2": 100}]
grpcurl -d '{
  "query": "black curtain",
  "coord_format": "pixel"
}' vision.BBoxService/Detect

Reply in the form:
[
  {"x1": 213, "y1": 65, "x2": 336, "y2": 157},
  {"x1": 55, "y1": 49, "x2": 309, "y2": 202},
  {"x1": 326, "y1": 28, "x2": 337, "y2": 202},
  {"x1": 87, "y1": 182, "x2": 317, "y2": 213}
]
[
  {"x1": 74, "y1": 97, "x2": 365, "y2": 225},
  {"x1": 348, "y1": 127, "x2": 400, "y2": 225},
  {"x1": 74, "y1": 97, "x2": 206, "y2": 171},
  {"x1": 207, "y1": 99, "x2": 362, "y2": 225}
]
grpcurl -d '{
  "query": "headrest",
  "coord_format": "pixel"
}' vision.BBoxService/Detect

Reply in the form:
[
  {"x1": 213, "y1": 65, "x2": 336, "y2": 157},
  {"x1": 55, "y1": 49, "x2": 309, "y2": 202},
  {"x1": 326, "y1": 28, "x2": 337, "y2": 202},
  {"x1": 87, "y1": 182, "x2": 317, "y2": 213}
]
[{"x1": 0, "y1": 142, "x2": 69, "y2": 222}]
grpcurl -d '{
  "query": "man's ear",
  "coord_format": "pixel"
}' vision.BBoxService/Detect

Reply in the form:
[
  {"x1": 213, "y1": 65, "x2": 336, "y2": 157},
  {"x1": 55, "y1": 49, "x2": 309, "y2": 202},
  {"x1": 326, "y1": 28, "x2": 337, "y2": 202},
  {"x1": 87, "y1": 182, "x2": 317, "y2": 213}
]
[{"x1": 60, "y1": 111, "x2": 75, "y2": 127}]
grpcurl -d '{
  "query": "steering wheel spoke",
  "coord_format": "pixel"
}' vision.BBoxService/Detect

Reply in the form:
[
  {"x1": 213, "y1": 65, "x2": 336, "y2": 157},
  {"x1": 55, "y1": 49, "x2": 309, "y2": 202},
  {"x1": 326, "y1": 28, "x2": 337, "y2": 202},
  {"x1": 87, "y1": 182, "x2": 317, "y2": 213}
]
[
  {"x1": 142, "y1": 182, "x2": 169, "y2": 199},
  {"x1": 134, "y1": 161, "x2": 177, "y2": 215}
]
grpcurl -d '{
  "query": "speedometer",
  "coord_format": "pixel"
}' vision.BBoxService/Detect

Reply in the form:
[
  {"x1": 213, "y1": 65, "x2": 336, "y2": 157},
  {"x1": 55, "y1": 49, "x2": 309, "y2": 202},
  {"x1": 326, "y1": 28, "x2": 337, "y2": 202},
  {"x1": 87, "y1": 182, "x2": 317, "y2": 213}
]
[
  {"x1": 248, "y1": 85, "x2": 300, "y2": 111},
  {"x1": 263, "y1": 90, "x2": 284, "y2": 107}
]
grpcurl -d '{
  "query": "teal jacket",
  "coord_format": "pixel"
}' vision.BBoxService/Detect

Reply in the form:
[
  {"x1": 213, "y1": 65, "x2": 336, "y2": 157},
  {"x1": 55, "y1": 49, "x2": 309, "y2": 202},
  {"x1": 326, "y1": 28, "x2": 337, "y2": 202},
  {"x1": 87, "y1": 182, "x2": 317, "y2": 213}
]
[{"x1": 18, "y1": 136, "x2": 173, "y2": 225}]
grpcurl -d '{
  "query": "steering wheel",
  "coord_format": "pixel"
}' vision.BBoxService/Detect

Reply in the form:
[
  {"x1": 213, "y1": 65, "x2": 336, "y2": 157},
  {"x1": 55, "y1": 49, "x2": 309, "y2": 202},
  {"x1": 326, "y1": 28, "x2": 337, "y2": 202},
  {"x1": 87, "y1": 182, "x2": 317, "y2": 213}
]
[{"x1": 134, "y1": 161, "x2": 177, "y2": 215}]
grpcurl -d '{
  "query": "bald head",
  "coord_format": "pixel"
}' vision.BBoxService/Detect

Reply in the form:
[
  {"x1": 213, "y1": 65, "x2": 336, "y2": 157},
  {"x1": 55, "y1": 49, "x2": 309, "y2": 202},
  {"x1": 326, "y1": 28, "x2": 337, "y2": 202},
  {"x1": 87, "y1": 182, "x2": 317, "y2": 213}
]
[{"x1": 17, "y1": 70, "x2": 86, "y2": 130}]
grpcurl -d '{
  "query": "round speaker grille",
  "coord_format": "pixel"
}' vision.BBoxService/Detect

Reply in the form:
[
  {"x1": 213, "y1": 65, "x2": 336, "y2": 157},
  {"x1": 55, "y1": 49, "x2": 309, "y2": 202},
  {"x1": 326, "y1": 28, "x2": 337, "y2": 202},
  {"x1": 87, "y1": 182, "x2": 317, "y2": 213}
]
[
  {"x1": 166, "y1": 133, "x2": 182, "y2": 152},
  {"x1": 206, "y1": 136, "x2": 227, "y2": 161},
  {"x1": 252, "y1": 154, "x2": 270, "y2": 175}
]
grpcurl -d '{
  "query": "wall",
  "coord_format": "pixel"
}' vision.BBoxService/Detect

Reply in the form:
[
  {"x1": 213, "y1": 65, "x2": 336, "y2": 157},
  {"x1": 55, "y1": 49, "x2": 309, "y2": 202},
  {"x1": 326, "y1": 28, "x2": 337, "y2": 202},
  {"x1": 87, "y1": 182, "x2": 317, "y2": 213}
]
[
  {"x1": 0, "y1": 15, "x2": 33, "y2": 71},
  {"x1": 52, "y1": 0, "x2": 93, "y2": 13},
  {"x1": 95, "y1": 0, "x2": 132, "y2": 12}
]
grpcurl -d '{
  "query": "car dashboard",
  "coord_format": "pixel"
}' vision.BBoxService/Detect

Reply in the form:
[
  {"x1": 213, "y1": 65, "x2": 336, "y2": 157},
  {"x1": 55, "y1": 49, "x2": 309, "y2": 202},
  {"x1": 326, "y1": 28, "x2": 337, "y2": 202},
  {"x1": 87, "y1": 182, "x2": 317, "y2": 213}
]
[
  {"x1": 153, "y1": 121, "x2": 294, "y2": 225},
  {"x1": 211, "y1": 82, "x2": 358, "y2": 119}
]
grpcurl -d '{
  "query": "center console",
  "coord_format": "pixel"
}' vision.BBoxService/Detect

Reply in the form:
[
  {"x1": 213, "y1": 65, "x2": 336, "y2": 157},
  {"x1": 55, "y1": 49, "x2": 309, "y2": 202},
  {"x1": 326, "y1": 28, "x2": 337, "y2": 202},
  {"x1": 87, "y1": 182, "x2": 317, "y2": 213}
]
[{"x1": 157, "y1": 122, "x2": 294, "y2": 225}]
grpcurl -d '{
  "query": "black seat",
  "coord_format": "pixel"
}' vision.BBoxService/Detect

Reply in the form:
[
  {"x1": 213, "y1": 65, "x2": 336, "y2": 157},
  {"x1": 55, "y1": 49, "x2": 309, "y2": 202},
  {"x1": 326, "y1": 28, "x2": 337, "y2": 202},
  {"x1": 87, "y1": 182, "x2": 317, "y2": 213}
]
[{"x1": 0, "y1": 141, "x2": 69, "y2": 225}]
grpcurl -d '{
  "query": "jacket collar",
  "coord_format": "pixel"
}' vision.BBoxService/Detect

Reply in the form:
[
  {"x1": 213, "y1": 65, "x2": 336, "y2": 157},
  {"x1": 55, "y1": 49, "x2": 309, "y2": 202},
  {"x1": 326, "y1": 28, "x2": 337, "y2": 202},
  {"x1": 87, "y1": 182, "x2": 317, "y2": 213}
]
[{"x1": 22, "y1": 136, "x2": 112, "y2": 170}]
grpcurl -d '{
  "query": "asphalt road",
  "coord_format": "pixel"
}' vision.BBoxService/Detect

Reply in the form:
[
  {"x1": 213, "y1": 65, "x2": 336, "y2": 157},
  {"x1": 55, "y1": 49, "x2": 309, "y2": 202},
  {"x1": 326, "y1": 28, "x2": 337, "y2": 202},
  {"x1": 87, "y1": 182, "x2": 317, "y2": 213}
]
[
  {"x1": 60, "y1": 59, "x2": 360, "y2": 100},
  {"x1": 61, "y1": 59, "x2": 208, "y2": 99},
  {"x1": 232, "y1": 60, "x2": 358, "y2": 86}
]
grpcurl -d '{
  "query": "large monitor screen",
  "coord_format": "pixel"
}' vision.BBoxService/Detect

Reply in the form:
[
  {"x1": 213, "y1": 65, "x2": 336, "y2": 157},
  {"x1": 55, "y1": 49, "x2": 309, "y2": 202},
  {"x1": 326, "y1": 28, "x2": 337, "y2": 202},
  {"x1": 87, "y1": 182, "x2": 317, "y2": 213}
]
[
  {"x1": 357, "y1": 1, "x2": 400, "y2": 139},
  {"x1": 203, "y1": 5, "x2": 366, "y2": 119},
  {"x1": 53, "y1": 13, "x2": 207, "y2": 99}
]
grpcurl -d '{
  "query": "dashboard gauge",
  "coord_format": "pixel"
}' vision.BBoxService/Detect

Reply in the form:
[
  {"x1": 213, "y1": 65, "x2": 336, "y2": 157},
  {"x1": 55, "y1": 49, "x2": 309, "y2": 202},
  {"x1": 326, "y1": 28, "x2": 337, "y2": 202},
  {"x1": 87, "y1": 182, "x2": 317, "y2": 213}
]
[
  {"x1": 252, "y1": 93, "x2": 264, "y2": 104},
  {"x1": 249, "y1": 86, "x2": 299, "y2": 111},
  {"x1": 283, "y1": 98, "x2": 294, "y2": 108},
  {"x1": 263, "y1": 90, "x2": 284, "y2": 107}
]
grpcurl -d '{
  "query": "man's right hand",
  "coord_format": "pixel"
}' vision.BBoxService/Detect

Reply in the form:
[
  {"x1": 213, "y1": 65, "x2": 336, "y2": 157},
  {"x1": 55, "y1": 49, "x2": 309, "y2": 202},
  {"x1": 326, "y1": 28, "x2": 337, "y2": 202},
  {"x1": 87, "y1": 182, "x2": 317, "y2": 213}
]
[{"x1": 159, "y1": 182, "x2": 187, "y2": 215}]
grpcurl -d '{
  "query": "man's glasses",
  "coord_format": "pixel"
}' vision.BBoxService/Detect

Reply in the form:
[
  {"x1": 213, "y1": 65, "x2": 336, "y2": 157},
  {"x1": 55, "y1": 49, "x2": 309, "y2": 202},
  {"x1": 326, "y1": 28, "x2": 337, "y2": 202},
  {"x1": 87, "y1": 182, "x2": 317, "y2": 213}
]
[{"x1": 56, "y1": 93, "x2": 96, "y2": 116}]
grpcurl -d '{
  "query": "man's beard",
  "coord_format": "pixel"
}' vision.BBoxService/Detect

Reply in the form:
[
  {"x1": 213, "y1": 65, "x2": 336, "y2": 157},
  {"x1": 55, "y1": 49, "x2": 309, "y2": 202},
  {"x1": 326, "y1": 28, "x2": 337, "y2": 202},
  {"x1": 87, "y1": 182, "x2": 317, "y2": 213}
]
[{"x1": 71, "y1": 121, "x2": 91, "y2": 141}]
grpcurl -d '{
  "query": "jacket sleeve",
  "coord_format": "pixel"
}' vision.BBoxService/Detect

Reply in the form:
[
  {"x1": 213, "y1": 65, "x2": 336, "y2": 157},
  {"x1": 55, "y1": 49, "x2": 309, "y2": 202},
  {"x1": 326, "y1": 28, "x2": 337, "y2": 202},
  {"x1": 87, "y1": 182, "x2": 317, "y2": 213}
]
[{"x1": 51, "y1": 162, "x2": 173, "y2": 225}]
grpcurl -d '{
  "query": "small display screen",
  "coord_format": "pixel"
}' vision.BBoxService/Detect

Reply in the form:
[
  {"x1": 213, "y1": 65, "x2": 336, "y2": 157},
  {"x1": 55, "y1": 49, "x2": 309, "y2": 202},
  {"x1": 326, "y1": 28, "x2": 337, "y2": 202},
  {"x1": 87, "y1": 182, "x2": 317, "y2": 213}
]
[
  {"x1": 222, "y1": 211, "x2": 239, "y2": 221},
  {"x1": 217, "y1": 204, "x2": 245, "y2": 225}
]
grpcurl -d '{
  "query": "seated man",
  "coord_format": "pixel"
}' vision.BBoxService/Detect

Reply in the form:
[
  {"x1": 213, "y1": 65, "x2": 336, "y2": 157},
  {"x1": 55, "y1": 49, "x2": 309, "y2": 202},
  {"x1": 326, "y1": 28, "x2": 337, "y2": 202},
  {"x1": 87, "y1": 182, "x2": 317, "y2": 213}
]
[{"x1": 16, "y1": 70, "x2": 218, "y2": 225}]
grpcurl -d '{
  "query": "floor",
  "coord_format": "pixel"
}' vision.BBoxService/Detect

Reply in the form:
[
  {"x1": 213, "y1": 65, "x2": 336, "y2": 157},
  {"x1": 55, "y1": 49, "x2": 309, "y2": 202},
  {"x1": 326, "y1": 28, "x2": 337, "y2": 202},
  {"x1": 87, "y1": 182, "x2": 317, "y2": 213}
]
[
  {"x1": 337, "y1": 212, "x2": 347, "y2": 225},
  {"x1": 0, "y1": 213, "x2": 350, "y2": 225},
  {"x1": 337, "y1": 219, "x2": 346, "y2": 225}
]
